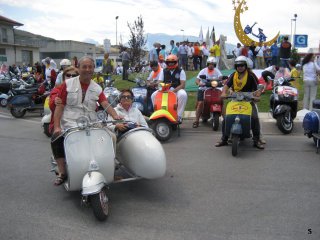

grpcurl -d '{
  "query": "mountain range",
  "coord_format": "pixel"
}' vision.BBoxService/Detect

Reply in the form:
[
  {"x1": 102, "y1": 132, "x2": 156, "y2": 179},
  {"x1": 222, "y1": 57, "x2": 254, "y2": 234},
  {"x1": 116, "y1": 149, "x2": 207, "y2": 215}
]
[{"x1": 83, "y1": 33, "x2": 236, "y2": 55}]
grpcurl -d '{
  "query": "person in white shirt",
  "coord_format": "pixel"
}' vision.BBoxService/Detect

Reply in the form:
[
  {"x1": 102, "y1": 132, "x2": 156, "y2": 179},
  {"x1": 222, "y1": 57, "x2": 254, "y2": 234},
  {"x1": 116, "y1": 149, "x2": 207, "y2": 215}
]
[
  {"x1": 108, "y1": 88, "x2": 148, "y2": 135},
  {"x1": 232, "y1": 43, "x2": 242, "y2": 58},
  {"x1": 255, "y1": 42, "x2": 266, "y2": 69},
  {"x1": 193, "y1": 57, "x2": 223, "y2": 128},
  {"x1": 147, "y1": 61, "x2": 164, "y2": 89},
  {"x1": 302, "y1": 53, "x2": 320, "y2": 110}
]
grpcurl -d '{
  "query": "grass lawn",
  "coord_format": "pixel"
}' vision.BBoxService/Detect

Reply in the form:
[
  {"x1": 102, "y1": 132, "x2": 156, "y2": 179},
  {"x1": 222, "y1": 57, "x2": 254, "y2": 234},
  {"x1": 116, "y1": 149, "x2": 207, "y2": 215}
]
[{"x1": 110, "y1": 71, "x2": 319, "y2": 112}]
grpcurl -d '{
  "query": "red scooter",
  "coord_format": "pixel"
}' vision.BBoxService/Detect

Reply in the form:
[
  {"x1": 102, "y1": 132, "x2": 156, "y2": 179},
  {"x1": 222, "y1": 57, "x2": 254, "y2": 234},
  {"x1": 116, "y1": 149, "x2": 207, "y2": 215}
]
[{"x1": 199, "y1": 75, "x2": 225, "y2": 131}]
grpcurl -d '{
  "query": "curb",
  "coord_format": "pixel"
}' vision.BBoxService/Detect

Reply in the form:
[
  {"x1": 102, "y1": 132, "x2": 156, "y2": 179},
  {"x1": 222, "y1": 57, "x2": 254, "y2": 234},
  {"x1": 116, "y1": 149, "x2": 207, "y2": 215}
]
[{"x1": 183, "y1": 111, "x2": 305, "y2": 122}]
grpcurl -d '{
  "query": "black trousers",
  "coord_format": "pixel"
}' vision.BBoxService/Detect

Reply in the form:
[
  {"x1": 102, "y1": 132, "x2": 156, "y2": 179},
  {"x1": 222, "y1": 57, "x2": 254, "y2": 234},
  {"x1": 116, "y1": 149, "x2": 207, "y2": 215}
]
[{"x1": 122, "y1": 60, "x2": 129, "y2": 80}]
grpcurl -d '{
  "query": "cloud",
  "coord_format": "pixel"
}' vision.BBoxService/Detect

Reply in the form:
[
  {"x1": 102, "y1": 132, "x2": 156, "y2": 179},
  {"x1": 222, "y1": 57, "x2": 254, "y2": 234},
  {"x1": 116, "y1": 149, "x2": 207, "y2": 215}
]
[{"x1": 1, "y1": 0, "x2": 319, "y2": 49}]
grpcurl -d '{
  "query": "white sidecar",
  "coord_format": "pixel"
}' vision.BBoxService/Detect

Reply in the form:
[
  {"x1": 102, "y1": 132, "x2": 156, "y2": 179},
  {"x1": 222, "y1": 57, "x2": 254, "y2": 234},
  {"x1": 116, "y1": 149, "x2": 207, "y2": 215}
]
[{"x1": 116, "y1": 127, "x2": 166, "y2": 179}]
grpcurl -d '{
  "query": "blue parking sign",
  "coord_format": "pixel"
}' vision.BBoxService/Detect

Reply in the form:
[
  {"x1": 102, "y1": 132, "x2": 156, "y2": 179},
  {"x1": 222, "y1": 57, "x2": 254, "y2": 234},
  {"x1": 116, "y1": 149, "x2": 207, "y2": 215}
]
[{"x1": 294, "y1": 35, "x2": 308, "y2": 48}]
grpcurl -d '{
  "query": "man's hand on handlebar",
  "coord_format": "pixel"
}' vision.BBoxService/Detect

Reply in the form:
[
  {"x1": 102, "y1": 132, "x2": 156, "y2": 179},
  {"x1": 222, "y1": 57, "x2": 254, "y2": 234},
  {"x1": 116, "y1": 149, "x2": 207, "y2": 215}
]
[{"x1": 53, "y1": 126, "x2": 63, "y2": 137}]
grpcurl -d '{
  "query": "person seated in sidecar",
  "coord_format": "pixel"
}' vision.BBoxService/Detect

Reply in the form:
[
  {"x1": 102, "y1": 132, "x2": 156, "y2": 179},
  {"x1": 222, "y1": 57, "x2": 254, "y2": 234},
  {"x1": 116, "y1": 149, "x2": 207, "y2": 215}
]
[
  {"x1": 108, "y1": 88, "x2": 148, "y2": 135},
  {"x1": 51, "y1": 56, "x2": 121, "y2": 185},
  {"x1": 193, "y1": 56, "x2": 223, "y2": 128},
  {"x1": 215, "y1": 56, "x2": 264, "y2": 149},
  {"x1": 151, "y1": 54, "x2": 188, "y2": 123}
]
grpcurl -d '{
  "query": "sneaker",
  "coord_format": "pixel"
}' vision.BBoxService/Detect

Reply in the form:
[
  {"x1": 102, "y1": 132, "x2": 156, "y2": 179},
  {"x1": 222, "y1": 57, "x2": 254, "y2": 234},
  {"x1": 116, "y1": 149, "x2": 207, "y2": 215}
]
[{"x1": 178, "y1": 116, "x2": 182, "y2": 124}]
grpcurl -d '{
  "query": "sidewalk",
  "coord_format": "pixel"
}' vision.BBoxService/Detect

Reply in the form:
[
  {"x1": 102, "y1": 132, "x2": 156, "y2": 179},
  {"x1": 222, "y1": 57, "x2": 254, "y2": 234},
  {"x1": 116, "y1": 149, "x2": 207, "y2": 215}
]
[{"x1": 184, "y1": 109, "x2": 308, "y2": 122}]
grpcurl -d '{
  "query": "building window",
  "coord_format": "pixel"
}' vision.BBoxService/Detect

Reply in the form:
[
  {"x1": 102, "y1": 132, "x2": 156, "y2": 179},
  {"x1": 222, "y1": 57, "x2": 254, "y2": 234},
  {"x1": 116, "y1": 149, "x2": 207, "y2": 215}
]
[
  {"x1": 0, "y1": 48, "x2": 5, "y2": 55},
  {"x1": 1, "y1": 28, "x2": 8, "y2": 43}
]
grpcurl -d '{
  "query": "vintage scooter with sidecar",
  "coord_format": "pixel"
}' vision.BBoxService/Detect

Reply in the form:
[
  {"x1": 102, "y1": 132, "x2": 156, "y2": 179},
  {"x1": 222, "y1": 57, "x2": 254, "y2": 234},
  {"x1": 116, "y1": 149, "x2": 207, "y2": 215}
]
[
  {"x1": 149, "y1": 83, "x2": 179, "y2": 141},
  {"x1": 224, "y1": 85, "x2": 264, "y2": 156},
  {"x1": 51, "y1": 116, "x2": 166, "y2": 221}
]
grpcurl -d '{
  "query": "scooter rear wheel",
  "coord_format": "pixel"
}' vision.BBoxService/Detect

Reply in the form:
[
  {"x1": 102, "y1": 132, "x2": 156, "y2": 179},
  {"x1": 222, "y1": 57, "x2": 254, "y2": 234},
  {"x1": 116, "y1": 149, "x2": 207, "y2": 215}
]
[
  {"x1": 212, "y1": 112, "x2": 220, "y2": 131},
  {"x1": 232, "y1": 135, "x2": 239, "y2": 156},
  {"x1": 10, "y1": 108, "x2": 26, "y2": 118},
  {"x1": 90, "y1": 187, "x2": 109, "y2": 221}
]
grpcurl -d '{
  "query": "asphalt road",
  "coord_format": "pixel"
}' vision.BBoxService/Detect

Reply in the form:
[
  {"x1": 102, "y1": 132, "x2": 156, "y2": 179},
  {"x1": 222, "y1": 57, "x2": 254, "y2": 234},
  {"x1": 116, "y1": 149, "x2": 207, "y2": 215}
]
[{"x1": 0, "y1": 108, "x2": 319, "y2": 240}]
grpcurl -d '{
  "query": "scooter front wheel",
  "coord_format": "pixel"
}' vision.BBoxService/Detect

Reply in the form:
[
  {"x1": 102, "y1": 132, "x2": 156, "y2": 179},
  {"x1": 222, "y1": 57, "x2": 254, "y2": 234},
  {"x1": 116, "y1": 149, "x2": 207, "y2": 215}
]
[
  {"x1": 232, "y1": 135, "x2": 239, "y2": 157},
  {"x1": 10, "y1": 108, "x2": 26, "y2": 118},
  {"x1": 151, "y1": 119, "x2": 172, "y2": 142},
  {"x1": 90, "y1": 187, "x2": 109, "y2": 221},
  {"x1": 276, "y1": 113, "x2": 293, "y2": 134}
]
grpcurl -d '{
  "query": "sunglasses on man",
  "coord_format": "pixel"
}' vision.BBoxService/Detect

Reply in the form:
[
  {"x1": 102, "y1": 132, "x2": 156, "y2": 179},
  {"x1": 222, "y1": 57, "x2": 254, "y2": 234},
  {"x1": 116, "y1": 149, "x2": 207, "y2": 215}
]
[{"x1": 65, "y1": 73, "x2": 79, "y2": 77}]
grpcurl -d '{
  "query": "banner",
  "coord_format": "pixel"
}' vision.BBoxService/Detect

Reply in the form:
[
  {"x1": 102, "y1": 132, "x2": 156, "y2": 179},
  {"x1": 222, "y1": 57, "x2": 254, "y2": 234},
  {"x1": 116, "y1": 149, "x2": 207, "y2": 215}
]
[{"x1": 210, "y1": 26, "x2": 216, "y2": 46}]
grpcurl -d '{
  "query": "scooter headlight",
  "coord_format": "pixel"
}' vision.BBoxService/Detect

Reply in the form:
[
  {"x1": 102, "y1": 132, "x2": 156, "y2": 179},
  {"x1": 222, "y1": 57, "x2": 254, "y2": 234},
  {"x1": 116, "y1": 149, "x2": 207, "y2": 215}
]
[
  {"x1": 211, "y1": 81, "x2": 218, "y2": 88},
  {"x1": 76, "y1": 116, "x2": 90, "y2": 129},
  {"x1": 278, "y1": 77, "x2": 285, "y2": 85},
  {"x1": 89, "y1": 160, "x2": 99, "y2": 171}
]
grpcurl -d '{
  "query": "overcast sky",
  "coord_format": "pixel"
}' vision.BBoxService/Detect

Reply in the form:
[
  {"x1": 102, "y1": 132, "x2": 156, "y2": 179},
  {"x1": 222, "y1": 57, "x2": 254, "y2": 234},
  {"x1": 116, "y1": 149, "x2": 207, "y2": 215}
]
[{"x1": 1, "y1": 0, "x2": 319, "y2": 51}]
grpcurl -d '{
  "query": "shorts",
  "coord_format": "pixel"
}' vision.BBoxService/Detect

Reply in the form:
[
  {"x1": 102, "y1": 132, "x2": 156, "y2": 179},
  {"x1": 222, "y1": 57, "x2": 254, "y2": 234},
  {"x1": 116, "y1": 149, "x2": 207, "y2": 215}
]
[
  {"x1": 51, "y1": 135, "x2": 65, "y2": 159},
  {"x1": 197, "y1": 89, "x2": 205, "y2": 101}
]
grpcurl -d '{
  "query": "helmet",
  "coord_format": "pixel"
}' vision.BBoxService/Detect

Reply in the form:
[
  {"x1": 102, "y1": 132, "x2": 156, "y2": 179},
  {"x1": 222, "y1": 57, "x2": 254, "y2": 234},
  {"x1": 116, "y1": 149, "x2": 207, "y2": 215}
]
[
  {"x1": 234, "y1": 56, "x2": 248, "y2": 70},
  {"x1": 159, "y1": 54, "x2": 164, "y2": 61},
  {"x1": 295, "y1": 63, "x2": 301, "y2": 70},
  {"x1": 207, "y1": 57, "x2": 217, "y2": 65},
  {"x1": 165, "y1": 54, "x2": 178, "y2": 69},
  {"x1": 60, "y1": 59, "x2": 72, "y2": 67},
  {"x1": 246, "y1": 57, "x2": 253, "y2": 69}
]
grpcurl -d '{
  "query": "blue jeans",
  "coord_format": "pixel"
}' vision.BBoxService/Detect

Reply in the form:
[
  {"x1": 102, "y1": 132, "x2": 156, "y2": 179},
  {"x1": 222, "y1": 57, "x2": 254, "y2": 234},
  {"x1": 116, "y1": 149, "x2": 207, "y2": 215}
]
[{"x1": 280, "y1": 58, "x2": 290, "y2": 68}]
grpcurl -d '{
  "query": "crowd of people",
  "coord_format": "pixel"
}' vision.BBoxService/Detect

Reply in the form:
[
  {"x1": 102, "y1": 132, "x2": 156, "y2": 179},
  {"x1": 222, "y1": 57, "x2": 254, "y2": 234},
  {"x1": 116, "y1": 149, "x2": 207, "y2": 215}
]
[
  {"x1": 232, "y1": 36, "x2": 293, "y2": 69},
  {"x1": 148, "y1": 40, "x2": 221, "y2": 72}
]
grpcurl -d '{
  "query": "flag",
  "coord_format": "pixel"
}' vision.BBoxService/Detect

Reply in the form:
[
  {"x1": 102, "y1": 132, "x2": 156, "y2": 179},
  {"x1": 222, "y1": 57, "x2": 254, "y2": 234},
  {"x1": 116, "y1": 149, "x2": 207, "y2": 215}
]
[
  {"x1": 198, "y1": 26, "x2": 203, "y2": 44},
  {"x1": 210, "y1": 26, "x2": 216, "y2": 46},
  {"x1": 205, "y1": 27, "x2": 210, "y2": 47}
]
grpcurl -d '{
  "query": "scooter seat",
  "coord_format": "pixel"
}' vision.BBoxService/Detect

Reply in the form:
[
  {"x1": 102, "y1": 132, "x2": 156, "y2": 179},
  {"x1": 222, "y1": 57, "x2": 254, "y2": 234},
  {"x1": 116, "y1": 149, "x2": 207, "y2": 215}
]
[{"x1": 12, "y1": 88, "x2": 38, "y2": 95}]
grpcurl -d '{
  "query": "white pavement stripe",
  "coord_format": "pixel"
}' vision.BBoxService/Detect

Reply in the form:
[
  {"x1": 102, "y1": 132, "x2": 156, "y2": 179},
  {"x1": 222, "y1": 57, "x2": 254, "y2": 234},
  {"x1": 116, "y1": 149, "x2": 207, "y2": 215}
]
[{"x1": 0, "y1": 113, "x2": 40, "y2": 124}]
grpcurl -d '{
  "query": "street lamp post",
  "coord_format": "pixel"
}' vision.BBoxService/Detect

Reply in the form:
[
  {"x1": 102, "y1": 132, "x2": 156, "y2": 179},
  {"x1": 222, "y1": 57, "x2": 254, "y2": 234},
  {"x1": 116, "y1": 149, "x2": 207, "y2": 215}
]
[
  {"x1": 115, "y1": 16, "x2": 119, "y2": 45},
  {"x1": 180, "y1": 29, "x2": 184, "y2": 42},
  {"x1": 291, "y1": 14, "x2": 297, "y2": 49}
]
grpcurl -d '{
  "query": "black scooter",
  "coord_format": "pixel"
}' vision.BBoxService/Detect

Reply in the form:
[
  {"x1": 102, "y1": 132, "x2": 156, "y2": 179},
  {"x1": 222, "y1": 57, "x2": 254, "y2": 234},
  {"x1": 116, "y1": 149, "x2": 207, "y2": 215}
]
[
  {"x1": 7, "y1": 81, "x2": 50, "y2": 118},
  {"x1": 269, "y1": 69, "x2": 298, "y2": 134}
]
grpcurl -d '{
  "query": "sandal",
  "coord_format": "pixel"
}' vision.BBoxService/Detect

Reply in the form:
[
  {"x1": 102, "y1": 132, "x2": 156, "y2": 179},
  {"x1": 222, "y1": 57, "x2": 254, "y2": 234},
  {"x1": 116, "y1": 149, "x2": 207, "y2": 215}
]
[
  {"x1": 215, "y1": 140, "x2": 228, "y2": 147},
  {"x1": 259, "y1": 139, "x2": 266, "y2": 144},
  {"x1": 253, "y1": 141, "x2": 265, "y2": 149},
  {"x1": 192, "y1": 121, "x2": 199, "y2": 128},
  {"x1": 54, "y1": 174, "x2": 67, "y2": 185}
]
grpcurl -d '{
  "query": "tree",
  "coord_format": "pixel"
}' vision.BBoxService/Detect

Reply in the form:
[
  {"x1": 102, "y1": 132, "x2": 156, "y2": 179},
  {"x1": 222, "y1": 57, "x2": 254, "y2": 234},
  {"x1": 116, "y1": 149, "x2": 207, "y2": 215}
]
[
  {"x1": 127, "y1": 15, "x2": 147, "y2": 67},
  {"x1": 290, "y1": 48, "x2": 301, "y2": 64}
]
